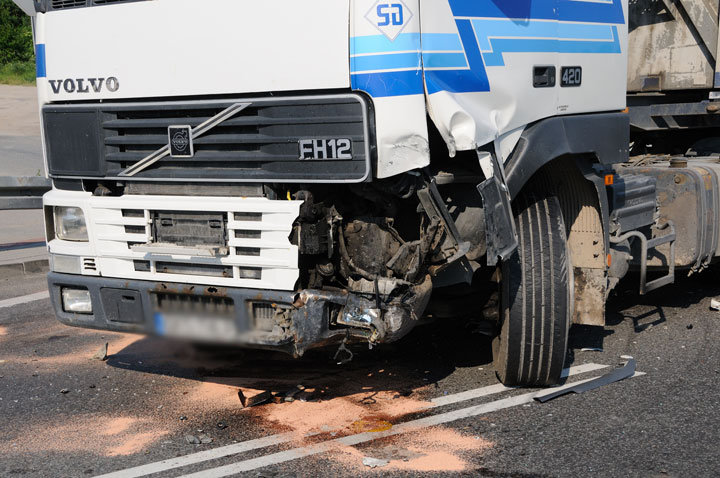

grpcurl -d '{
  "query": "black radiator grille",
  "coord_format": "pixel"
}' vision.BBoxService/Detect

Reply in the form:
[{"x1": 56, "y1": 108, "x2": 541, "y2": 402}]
[
  {"x1": 48, "y1": 0, "x2": 143, "y2": 10},
  {"x1": 51, "y1": 0, "x2": 86, "y2": 9},
  {"x1": 43, "y1": 95, "x2": 372, "y2": 183}
]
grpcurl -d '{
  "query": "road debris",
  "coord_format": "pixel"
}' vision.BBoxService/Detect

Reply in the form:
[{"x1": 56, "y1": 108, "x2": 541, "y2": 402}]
[
  {"x1": 534, "y1": 357, "x2": 637, "y2": 403},
  {"x1": 60, "y1": 388, "x2": 69, "y2": 394},
  {"x1": 179, "y1": 416, "x2": 187, "y2": 421},
  {"x1": 238, "y1": 389, "x2": 273, "y2": 408},
  {"x1": 92, "y1": 342, "x2": 108, "y2": 361},
  {"x1": 333, "y1": 338, "x2": 354, "y2": 365},
  {"x1": 687, "y1": 324, "x2": 694, "y2": 330},
  {"x1": 284, "y1": 385, "x2": 305, "y2": 402},
  {"x1": 581, "y1": 347, "x2": 604, "y2": 352},
  {"x1": 295, "y1": 389, "x2": 316, "y2": 402},
  {"x1": 711, "y1": 298, "x2": 720, "y2": 311},
  {"x1": 362, "y1": 457, "x2": 390, "y2": 468},
  {"x1": 216, "y1": 421, "x2": 228, "y2": 430},
  {"x1": 184, "y1": 435, "x2": 200, "y2": 445}
]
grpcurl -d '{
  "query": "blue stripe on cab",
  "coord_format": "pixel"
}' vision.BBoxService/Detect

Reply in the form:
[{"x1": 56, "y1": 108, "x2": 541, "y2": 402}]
[
  {"x1": 482, "y1": 26, "x2": 621, "y2": 66},
  {"x1": 422, "y1": 52, "x2": 468, "y2": 69},
  {"x1": 351, "y1": 70, "x2": 424, "y2": 98},
  {"x1": 421, "y1": 33, "x2": 464, "y2": 52},
  {"x1": 35, "y1": 44, "x2": 46, "y2": 78},
  {"x1": 425, "y1": 19, "x2": 490, "y2": 95},
  {"x1": 351, "y1": 52, "x2": 420, "y2": 73},
  {"x1": 351, "y1": 33, "x2": 420, "y2": 55},
  {"x1": 471, "y1": 19, "x2": 615, "y2": 51}
]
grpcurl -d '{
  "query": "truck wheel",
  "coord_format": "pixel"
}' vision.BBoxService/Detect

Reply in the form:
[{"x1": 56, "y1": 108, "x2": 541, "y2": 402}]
[{"x1": 493, "y1": 193, "x2": 572, "y2": 386}]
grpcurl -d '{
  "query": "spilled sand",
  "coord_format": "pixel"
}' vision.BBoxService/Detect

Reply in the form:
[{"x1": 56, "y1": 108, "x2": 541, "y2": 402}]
[{"x1": 1, "y1": 415, "x2": 171, "y2": 457}]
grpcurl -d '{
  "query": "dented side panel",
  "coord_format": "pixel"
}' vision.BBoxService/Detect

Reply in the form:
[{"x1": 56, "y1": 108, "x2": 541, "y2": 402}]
[
  {"x1": 420, "y1": 0, "x2": 628, "y2": 158},
  {"x1": 351, "y1": 0, "x2": 430, "y2": 178}
]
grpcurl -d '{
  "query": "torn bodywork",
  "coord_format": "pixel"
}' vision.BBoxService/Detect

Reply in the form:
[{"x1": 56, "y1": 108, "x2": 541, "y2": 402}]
[{"x1": 280, "y1": 174, "x2": 483, "y2": 354}]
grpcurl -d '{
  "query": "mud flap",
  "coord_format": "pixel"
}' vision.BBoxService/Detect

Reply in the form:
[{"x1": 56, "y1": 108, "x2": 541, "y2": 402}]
[{"x1": 478, "y1": 153, "x2": 518, "y2": 266}]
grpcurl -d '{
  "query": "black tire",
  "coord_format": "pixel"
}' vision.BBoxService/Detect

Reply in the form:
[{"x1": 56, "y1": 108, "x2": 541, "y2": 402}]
[{"x1": 493, "y1": 193, "x2": 572, "y2": 387}]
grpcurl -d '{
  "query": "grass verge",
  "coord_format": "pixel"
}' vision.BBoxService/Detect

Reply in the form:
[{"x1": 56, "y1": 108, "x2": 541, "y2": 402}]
[{"x1": 0, "y1": 61, "x2": 35, "y2": 85}]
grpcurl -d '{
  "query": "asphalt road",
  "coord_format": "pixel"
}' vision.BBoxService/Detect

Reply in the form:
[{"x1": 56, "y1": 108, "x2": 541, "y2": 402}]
[
  {"x1": 0, "y1": 85, "x2": 43, "y2": 177},
  {"x1": 0, "y1": 85, "x2": 48, "y2": 266},
  {"x1": 1, "y1": 270, "x2": 719, "y2": 478}
]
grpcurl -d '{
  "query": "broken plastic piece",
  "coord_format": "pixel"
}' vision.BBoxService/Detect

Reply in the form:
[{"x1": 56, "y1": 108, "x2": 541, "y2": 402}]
[
  {"x1": 711, "y1": 299, "x2": 720, "y2": 311},
  {"x1": 534, "y1": 357, "x2": 637, "y2": 403},
  {"x1": 580, "y1": 347, "x2": 604, "y2": 352},
  {"x1": 362, "y1": 457, "x2": 390, "y2": 468},
  {"x1": 295, "y1": 390, "x2": 316, "y2": 402},
  {"x1": 238, "y1": 389, "x2": 273, "y2": 408}
]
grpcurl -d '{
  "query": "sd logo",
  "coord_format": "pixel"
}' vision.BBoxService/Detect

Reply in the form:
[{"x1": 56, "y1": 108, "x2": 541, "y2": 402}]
[
  {"x1": 366, "y1": 0, "x2": 413, "y2": 41},
  {"x1": 377, "y1": 3, "x2": 404, "y2": 26}
]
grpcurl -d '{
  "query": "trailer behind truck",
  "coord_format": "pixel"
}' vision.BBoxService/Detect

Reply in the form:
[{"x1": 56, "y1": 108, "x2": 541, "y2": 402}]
[{"x1": 14, "y1": 0, "x2": 720, "y2": 387}]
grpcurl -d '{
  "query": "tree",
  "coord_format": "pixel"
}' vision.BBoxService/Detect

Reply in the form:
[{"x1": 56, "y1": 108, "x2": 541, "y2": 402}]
[{"x1": 0, "y1": 0, "x2": 34, "y2": 64}]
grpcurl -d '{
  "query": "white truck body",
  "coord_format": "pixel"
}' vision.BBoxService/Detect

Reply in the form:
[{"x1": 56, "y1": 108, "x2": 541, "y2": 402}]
[
  {"x1": 33, "y1": 0, "x2": 628, "y2": 178},
  {"x1": 28, "y1": 0, "x2": 697, "y2": 387}
]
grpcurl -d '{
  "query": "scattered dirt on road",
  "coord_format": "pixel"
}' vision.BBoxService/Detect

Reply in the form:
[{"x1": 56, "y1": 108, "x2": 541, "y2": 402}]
[
  {"x1": 335, "y1": 427, "x2": 492, "y2": 472},
  {"x1": 1, "y1": 414, "x2": 171, "y2": 457},
  {"x1": 256, "y1": 389, "x2": 430, "y2": 437},
  {"x1": 7, "y1": 334, "x2": 142, "y2": 367},
  {"x1": 248, "y1": 384, "x2": 492, "y2": 472},
  {"x1": 0, "y1": 326, "x2": 7, "y2": 336},
  {"x1": 187, "y1": 381, "x2": 245, "y2": 410}
]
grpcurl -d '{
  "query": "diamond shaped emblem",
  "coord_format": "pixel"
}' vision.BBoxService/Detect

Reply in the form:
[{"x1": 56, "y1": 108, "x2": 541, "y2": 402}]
[{"x1": 365, "y1": 0, "x2": 413, "y2": 42}]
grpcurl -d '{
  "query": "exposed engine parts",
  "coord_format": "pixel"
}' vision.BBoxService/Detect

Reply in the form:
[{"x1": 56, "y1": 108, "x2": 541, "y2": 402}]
[{"x1": 284, "y1": 173, "x2": 485, "y2": 349}]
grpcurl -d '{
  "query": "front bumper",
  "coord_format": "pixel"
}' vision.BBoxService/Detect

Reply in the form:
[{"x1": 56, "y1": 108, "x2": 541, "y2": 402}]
[{"x1": 48, "y1": 272, "x2": 348, "y2": 355}]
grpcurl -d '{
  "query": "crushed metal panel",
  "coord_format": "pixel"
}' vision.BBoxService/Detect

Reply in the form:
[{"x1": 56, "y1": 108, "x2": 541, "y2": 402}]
[
  {"x1": 350, "y1": 0, "x2": 430, "y2": 178},
  {"x1": 628, "y1": 0, "x2": 719, "y2": 91},
  {"x1": 421, "y1": 0, "x2": 627, "y2": 157},
  {"x1": 534, "y1": 357, "x2": 637, "y2": 403}
]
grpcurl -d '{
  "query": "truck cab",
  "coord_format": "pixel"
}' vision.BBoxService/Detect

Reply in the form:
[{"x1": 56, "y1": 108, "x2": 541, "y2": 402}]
[{"x1": 21, "y1": 0, "x2": 644, "y2": 386}]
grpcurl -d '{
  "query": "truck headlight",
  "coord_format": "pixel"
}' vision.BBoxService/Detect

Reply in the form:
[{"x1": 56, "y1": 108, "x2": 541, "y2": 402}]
[
  {"x1": 61, "y1": 288, "x2": 93, "y2": 314},
  {"x1": 54, "y1": 207, "x2": 88, "y2": 242}
]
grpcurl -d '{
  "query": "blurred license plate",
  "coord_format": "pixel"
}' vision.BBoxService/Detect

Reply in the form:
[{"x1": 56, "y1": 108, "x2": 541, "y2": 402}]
[{"x1": 154, "y1": 312, "x2": 236, "y2": 342}]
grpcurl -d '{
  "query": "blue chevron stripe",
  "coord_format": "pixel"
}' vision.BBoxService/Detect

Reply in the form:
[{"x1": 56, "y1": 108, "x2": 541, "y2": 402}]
[
  {"x1": 448, "y1": 0, "x2": 625, "y2": 24},
  {"x1": 481, "y1": 25, "x2": 621, "y2": 67},
  {"x1": 473, "y1": 19, "x2": 615, "y2": 51}
]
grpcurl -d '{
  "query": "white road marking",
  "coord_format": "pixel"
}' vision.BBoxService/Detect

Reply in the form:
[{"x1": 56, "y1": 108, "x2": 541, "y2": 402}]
[
  {"x1": 430, "y1": 362, "x2": 609, "y2": 407},
  {"x1": 95, "y1": 363, "x2": 609, "y2": 478},
  {"x1": 0, "y1": 291, "x2": 49, "y2": 309},
  {"x1": 180, "y1": 372, "x2": 646, "y2": 478}
]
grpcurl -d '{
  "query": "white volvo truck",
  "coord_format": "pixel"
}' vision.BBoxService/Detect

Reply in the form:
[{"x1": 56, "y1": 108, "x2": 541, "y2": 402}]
[{"x1": 13, "y1": 0, "x2": 720, "y2": 386}]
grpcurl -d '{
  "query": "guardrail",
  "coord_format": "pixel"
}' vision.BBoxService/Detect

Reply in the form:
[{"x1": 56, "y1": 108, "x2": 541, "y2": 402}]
[{"x1": 0, "y1": 176, "x2": 51, "y2": 210}]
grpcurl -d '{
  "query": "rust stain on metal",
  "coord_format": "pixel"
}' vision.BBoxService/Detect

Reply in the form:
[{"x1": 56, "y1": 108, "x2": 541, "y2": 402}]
[{"x1": 205, "y1": 287, "x2": 228, "y2": 297}]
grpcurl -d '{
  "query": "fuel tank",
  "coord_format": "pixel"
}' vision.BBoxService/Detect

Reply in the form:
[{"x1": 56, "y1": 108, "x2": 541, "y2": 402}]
[{"x1": 618, "y1": 158, "x2": 720, "y2": 271}]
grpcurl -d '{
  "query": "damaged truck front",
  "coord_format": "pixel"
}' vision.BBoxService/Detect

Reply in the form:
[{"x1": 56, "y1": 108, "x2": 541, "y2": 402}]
[{"x1": 22, "y1": 0, "x2": 645, "y2": 386}]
